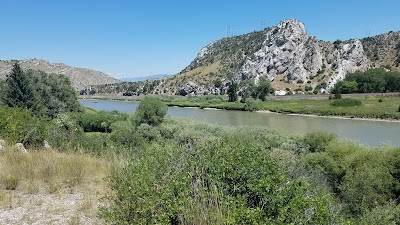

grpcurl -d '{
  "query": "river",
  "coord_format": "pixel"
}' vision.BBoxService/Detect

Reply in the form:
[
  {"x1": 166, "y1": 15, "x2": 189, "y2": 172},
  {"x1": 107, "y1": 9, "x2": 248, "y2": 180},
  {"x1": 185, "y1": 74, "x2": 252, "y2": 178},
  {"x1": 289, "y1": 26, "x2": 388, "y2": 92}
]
[{"x1": 80, "y1": 99, "x2": 400, "y2": 147}]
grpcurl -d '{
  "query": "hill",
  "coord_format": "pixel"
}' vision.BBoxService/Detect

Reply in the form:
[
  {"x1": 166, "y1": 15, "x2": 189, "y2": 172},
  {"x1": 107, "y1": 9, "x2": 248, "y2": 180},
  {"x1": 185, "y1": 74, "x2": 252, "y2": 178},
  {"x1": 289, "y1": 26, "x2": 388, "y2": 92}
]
[
  {"x1": 0, "y1": 59, "x2": 120, "y2": 90},
  {"x1": 155, "y1": 19, "x2": 400, "y2": 95}
]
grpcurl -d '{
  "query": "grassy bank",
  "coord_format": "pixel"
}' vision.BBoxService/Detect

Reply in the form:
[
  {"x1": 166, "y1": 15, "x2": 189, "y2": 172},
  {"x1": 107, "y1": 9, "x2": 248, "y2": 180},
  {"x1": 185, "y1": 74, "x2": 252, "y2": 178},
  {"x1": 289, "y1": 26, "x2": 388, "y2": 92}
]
[{"x1": 163, "y1": 96, "x2": 400, "y2": 120}]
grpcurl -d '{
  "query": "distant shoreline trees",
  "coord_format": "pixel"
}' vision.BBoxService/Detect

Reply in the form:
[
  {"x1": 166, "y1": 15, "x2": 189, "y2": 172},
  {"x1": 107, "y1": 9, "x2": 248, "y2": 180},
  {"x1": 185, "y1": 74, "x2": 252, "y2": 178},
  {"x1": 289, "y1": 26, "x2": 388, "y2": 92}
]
[{"x1": 333, "y1": 68, "x2": 400, "y2": 94}]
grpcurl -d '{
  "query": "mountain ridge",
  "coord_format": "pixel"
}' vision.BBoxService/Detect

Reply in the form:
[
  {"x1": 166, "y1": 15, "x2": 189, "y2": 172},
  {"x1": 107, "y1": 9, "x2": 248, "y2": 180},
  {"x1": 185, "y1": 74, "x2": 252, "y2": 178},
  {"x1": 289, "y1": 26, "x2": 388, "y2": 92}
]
[
  {"x1": 155, "y1": 19, "x2": 400, "y2": 95},
  {"x1": 0, "y1": 59, "x2": 120, "y2": 90}
]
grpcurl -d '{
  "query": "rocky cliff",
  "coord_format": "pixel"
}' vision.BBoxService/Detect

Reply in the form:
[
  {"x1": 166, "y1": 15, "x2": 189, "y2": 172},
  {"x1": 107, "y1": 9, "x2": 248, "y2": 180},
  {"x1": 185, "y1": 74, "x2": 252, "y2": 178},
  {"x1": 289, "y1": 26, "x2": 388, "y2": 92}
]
[
  {"x1": 160, "y1": 19, "x2": 400, "y2": 95},
  {"x1": 0, "y1": 59, "x2": 120, "y2": 90}
]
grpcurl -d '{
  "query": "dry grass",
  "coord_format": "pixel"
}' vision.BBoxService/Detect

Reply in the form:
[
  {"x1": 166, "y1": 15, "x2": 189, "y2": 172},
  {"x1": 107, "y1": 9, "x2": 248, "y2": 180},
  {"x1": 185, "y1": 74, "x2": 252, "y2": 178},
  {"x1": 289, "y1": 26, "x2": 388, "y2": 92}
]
[
  {"x1": 0, "y1": 147, "x2": 115, "y2": 224},
  {"x1": 0, "y1": 148, "x2": 110, "y2": 192},
  {"x1": 162, "y1": 61, "x2": 221, "y2": 93}
]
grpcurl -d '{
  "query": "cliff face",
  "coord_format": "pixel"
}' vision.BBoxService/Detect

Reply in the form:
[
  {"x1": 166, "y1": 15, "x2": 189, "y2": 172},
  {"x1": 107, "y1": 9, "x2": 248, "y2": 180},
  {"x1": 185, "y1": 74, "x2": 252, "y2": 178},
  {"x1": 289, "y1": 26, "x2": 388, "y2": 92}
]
[
  {"x1": 0, "y1": 59, "x2": 120, "y2": 90},
  {"x1": 239, "y1": 19, "x2": 369, "y2": 90},
  {"x1": 166, "y1": 19, "x2": 399, "y2": 95}
]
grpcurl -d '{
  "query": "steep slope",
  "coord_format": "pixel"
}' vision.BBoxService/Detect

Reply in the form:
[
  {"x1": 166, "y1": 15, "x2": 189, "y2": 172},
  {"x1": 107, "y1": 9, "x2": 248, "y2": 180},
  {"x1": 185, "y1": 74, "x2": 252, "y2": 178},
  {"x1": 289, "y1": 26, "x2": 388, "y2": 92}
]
[
  {"x1": 161, "y1": 19, "x2": 400, "y2": 95},
  {"x1": 0, "y1": 59, "x2": 120, "y2": 90}
]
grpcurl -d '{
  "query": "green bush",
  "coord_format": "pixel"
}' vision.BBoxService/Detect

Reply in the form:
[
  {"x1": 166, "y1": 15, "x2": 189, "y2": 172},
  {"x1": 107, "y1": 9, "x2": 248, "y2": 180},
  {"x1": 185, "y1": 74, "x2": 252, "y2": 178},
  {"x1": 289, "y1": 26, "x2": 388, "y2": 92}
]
[
  {"x1": 47, "y1": 113, "x2": 83, "y2": 151},
  {"x1": 330, "y1": 98, "x2": 362, "y2": 107},
  {"x1": 4, "y1": 176, "x2": 20, "y2": 190},
  {"x1": 243, "y1": 98, "x2": 259, "y2": 111},
  {"x1": 134, "y1": 96, "x2": 168, "y2": 126},
  {"x1": 303, "y1": 131, "x2": 337, "y2": 153},
  {"x1": 136, "y1": 123, "x2": 161, "y2": 142},
  {"x1": 101, "y1": 122, "x2": 335, "y2": 224},
  {"x1": 109, "y1": 121, "x2": 143, "y2": 147},
  {"x1": 0, "y1": 107, "x2": 47, "y2": 148},
  {"x1": 70, "y1": 110, "x2": 128, "y2": 132},
  {"x1": 360, "y1": 204, "x2": 400, "y2": 225},
  {"x1": 301, "y1": 141, "x2": 400, "y2": 217}
]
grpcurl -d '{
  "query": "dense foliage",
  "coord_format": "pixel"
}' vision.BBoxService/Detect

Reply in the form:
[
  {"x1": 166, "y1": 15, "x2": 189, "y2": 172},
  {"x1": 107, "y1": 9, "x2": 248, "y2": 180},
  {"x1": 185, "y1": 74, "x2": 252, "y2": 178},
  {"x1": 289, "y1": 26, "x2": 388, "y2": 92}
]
[
  {"x1": 2, "y1": 63, "x2": 40, "y2": 114},
  {"x1": 134, "y1": 96, "x2": 168, "y2": 126},
  {"x1": 0, "y1": 63, "x2": 82, "y2": 119},
  {"x1": 0, "y1": 107, "x2": 47, "y2": 147},
  {"x1": 334, "y1": 68, "x2": 400, "y2": 94}
]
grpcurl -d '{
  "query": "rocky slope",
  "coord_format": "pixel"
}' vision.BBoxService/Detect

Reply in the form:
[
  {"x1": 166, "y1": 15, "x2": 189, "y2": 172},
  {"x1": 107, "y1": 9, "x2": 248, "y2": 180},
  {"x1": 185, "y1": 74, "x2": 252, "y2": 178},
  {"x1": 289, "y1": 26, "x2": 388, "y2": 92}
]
[
  {"x1": 158, "y1": 19, "x2": 400, "y2": 95},
  {"x1": 0, "y1": 59, "x2": 120, "y2": 90}
]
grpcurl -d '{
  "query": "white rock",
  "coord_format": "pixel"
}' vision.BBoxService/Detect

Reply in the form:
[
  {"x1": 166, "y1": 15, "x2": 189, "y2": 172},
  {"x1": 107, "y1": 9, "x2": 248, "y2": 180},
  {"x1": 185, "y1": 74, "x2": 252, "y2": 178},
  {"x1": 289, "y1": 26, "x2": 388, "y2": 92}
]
[
  {"x1": 0, "y1": 140, "x2": 5, "y2": 151},
  {"x1": 44, "y1": 140, "x2": 51, "y2": 149},
  {"x1": 15, "y1": 143, "x2": 27, "y2": 153}
]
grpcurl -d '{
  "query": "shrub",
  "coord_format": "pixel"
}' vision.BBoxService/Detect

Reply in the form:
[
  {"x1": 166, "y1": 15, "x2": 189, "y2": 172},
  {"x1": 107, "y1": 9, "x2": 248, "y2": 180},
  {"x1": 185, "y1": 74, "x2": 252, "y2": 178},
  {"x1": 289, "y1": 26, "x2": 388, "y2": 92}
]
[
  {"x1": 136, "y1": 123, "x2": 161, "y2": 142},
  {"x1": 4, "y1": 176, "x2": 20, "y2": 190},
  {"x1": 70, "y1": 110, "x2": 128, "y2": 132},
  {"x1": 109, "y1": 121, "x2": 143, "y2": 147},
  {"x1": 360, "y1": 204, "x2": 400, "y2": 225},
  {"x1": 379, "y1": 98, "x2": 383, "y2": 102},
  {"x1": 48, "y1": 113, "x2": 83, "y2": 150},
  {"x1": 303, "y1": 131, "x2": 337, "y2": 153},
  {"x1": 0, "y1": 107, "x2": 47, "y2": 148},
  {"x1": 134, "y1": 96, "x2": 168, "y2": 126},
  {"x1": 243, "y1": 98, "x2": 259, "y2": 112},
  {"x1": 330, "y1": 99, "x2": 362, "y2": 107}
]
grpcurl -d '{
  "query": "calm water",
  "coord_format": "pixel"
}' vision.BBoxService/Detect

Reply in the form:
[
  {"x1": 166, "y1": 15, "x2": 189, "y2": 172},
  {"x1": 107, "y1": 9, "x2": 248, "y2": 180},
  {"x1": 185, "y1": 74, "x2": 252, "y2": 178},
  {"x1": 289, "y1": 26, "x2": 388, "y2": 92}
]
[{"x1": 80, "y1": 99, "x2": 400, "y2": 146}]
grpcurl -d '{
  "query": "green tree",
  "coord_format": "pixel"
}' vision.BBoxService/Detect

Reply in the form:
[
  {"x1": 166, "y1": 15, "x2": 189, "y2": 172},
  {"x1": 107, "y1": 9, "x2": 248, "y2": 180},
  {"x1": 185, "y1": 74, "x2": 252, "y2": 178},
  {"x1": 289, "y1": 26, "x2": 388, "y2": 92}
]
[
  {"x1": 3, "y1": 63, "x2": 40, "y2": 111},
  {"x1": 0, "y1": 107, "x2": 47, "y2": 148},
  {"x1": 134, "y1": 96, "x2": 168, "y2": 126},
  {"x1": 340, "y1": 81, "x2": 358, "y2": 94},
  {"x1": 227, "y1": 81, "x2": 238, "y2": 102},
  {"x1": 255, "y1": 76, "x2": 272, "y2": 101},
  {"x1": 28, "y1": 70, "x2": 82, "y2": 118}
]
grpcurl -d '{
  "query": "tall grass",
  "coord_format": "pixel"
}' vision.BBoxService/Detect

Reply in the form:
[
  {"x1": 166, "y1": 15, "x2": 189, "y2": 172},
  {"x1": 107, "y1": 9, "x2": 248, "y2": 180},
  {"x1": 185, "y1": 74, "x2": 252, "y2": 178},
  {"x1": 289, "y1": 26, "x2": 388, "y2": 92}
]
[{"x1": 0, "y1": 147, "x2": 112, "y2": 192}]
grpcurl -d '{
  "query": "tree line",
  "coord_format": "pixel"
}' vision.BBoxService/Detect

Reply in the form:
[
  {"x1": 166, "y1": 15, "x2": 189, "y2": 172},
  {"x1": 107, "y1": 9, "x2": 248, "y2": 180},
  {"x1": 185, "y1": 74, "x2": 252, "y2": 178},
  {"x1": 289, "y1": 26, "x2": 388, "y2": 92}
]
[
  {"x1": 333, "y1": 68, "x2": 400, "y2": 94},
  {"x1": 0, "y1": 63, "x2": 81, "y2": 119}
]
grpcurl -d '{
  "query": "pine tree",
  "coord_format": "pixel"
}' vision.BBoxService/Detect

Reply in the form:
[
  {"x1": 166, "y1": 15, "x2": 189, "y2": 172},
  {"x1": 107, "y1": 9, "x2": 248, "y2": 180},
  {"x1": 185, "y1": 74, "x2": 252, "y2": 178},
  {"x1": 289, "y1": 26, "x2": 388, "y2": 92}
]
[
  {"x1": 227, "y1": 81, "x2": 238, "y2": 102},
  {"x1": 4, "y1": 62, "x2": 39, "y2": 110}
]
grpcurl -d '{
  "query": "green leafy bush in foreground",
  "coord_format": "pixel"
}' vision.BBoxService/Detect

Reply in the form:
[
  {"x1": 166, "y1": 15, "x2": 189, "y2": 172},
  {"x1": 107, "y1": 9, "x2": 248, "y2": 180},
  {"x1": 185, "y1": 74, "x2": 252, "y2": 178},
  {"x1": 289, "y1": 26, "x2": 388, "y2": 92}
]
[
  {"x1": 100, "y1": 120, "x2": 337, "y2": 224},
  {"x1": 0, "y1": 107, "x2": 47, "y2": 148}
]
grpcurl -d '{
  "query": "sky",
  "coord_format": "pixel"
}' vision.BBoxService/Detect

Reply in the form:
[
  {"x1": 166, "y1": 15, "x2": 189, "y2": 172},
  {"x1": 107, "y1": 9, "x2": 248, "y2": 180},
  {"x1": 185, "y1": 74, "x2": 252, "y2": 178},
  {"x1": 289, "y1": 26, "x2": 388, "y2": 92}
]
[{"x1": 1, "y1": 0, "x2": 399, "y2": 79}]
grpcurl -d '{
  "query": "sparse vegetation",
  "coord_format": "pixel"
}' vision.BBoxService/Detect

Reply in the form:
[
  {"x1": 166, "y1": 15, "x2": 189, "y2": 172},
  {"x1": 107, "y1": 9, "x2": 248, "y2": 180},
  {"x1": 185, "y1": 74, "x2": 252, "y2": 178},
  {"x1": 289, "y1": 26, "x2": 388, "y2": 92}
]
[{"x1": 330, "y1": 98, "x2": 362, "y2": 107}]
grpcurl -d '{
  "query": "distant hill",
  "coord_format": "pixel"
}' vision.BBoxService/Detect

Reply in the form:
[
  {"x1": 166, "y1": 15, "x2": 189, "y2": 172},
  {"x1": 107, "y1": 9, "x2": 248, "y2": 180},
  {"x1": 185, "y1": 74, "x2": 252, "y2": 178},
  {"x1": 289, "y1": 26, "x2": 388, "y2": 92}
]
[
  {"x1": 0, "y1": 59, "x2": 120, "y2": 90},
  {"x1": 122, "y1": 74, "x2": 171, "y2": 82},
  {"x1": 153, "y1": 19, "x2": 400, "y2": 95}
]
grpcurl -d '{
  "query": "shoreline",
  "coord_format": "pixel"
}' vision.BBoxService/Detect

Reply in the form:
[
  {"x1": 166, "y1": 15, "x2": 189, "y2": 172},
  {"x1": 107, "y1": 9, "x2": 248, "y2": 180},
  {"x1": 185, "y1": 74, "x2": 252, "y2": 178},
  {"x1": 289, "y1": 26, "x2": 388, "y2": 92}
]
[
  {"x1": 79, "y1": 96, "x2": 400, "y2": 123},
  {"x1": 256, "y1": 110, "x2": 400, "y2": 123}
]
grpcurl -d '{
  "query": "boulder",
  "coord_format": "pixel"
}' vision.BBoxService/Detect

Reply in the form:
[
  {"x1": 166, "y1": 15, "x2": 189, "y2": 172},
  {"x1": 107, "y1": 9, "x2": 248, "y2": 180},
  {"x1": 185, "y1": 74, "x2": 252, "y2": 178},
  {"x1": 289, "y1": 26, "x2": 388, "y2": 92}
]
[
  {"x1": 180, "y1": 81, "x2": 203, "y2": 96},
  {"x1": 44, "y1": 140, "x2": 51, "y2": 149},
  {"x1": 15, "y1": 143, "x2": 27, "y2": 153},
  {"x1": 0, "y1": 139, "x2": 5, "y2": 151}
]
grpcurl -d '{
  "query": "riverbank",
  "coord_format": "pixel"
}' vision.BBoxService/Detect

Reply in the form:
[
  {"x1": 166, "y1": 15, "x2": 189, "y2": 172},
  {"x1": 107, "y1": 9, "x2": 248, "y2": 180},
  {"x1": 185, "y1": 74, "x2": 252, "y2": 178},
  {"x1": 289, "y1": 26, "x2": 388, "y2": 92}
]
[
  {"x1": 163, "y1": 97, "x2": 400, "y2": 121},
  {"x1": 79, "y1": 94, "x2": 400, "y2": 121}
]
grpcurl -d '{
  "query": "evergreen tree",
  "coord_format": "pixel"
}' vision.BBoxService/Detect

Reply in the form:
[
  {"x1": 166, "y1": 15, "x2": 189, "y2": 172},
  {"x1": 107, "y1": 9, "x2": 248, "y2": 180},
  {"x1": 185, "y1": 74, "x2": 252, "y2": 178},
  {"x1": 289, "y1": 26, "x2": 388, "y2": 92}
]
[
  {"x1": 227, "y1": 81, "x2": 238, "y2": 102},
  {"x1": 4, "y1": 62, "x2": 39, "y2": 110}
]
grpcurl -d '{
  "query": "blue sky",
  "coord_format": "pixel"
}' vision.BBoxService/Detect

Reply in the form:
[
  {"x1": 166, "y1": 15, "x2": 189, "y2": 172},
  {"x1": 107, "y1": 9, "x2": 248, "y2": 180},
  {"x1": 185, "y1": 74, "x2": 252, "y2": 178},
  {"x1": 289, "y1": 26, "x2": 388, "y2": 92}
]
[{"x1": 1, "y1": 0, "x2": 399, "y2": 79}]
